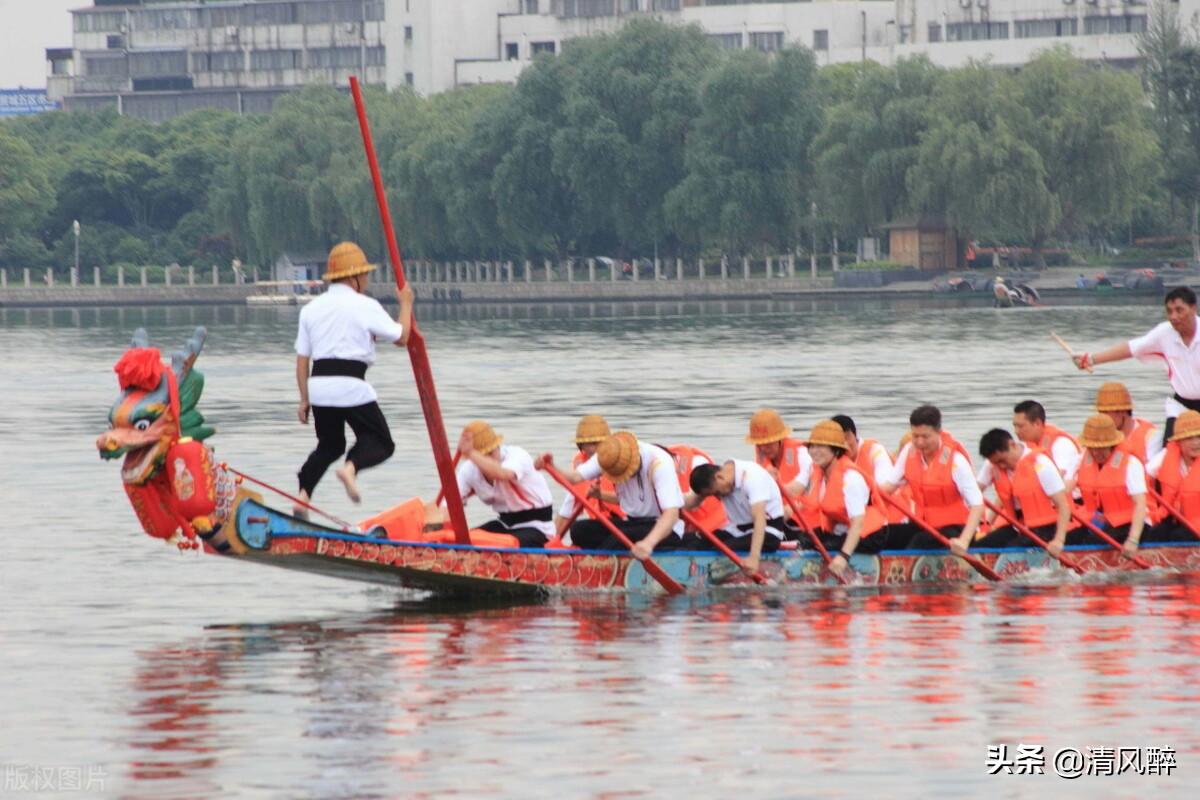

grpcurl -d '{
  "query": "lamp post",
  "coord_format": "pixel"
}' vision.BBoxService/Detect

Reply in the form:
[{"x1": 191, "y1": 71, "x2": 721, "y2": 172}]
[{"x1": 72, "y1": 220, "x2": 80, "y2": 280}]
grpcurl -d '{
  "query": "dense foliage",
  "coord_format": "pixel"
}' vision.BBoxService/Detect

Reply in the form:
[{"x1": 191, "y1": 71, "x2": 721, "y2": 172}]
[{"x1": 0, "y1": 16, "x2": 1192, "y2": 272}]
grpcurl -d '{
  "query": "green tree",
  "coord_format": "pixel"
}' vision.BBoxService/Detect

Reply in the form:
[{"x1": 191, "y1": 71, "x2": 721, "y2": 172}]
[{"x1": 0, "y1": 127, "x2": 54, "y2": 267}]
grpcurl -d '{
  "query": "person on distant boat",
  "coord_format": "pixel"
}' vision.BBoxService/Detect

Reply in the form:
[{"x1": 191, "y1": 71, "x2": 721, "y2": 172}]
[
  {"x1": 1072, "y1": 287, "x2": 1200, "y2": 440},
  {"x1": 974, "y1": 428, "x2": 1074, "y2": 550},
  {"x1": 295, "y1": 242, "x2": 414, "y2": 510},
  {"x1": 878, "y1": 405, "x2": 984, "y2": 552},
  {"x1": 1095, "y1": 382, "x2": 1161, "y2": 465},
  {"x1": 1145, "y1": 410, "x2": 1200, "y2": 542},
  {"x1": 687, "y1": 459, "x2": 786, "y2": 573},
  {"x1": 454, "y1": 420, "x2": 555, "y2": 548},
  {"x1": 1069, "y1": 415, "x2": 1154, "y2": 558},
  {"x1": 553, "y1": 415, "x2": 621, "y2": 539},
  {"x1": 801, "y1": 420, "x2": 892, "y2": 578},
  {"x1": 543, "y1": 431, "x2": 684, "y2": 554},
  {"x1": 1012, "y1": 400, "x2": 1081, "y2": 483}
]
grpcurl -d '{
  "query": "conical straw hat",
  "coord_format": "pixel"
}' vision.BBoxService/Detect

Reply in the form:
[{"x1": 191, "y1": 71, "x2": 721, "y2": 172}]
[
  {"x1": 597, "y1": 431, "x2": 640, "y2": 483},
  {"x1": 463, "y1": 420, "x2": 503, "y2": 455},
  {"x1": 1095, "y1": 382, "x2": 1133, "y2": 412},
  {"x1": 1170, "y1": 410, "x2": 1200, "y2": 442},
  {"x1": 1078, "y1": 414, "x2": 1124, "y2": 448},
  {"x1": 574, "y1": 414, "x2": 611, "y2": 444},
  {"x1": 323, "y1": 241, "x2": 378, "y2": 281},
  {"x1": 746, "y1": 408, "x2": 791, "y2": 445}
]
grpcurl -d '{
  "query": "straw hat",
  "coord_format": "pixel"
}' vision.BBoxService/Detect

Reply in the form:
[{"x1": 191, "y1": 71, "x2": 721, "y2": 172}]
[
  {"x1": 597, "y1": 431, "x2": 640, "y2": 483},
  {"x1": 574, "y1": 414, "x2": 611, "y2": 445},
  {"x1": 806, "y1": 419, "x2": 849, "y2": 451},
  {"x1": 1170, "y1": 410, "x2": 1200, "y2": 442},
  {"x1": 1095, "y1": 382, "x2": 1133, "y2": 412},
  {"x1": 322, "y1": 241, "x2": 377, "y2": 281},
  {"x1": 463, "y1": 420, "x2": 503, "y2": 455},
  {"x1": 746, "y1": 408, "x2": 791, "y2": 445},
  {"x1": 1078, "y1": 414, "x2": 1124, "y2": 449}
]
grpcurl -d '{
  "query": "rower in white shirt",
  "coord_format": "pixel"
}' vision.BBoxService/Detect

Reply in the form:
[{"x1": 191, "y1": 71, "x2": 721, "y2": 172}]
[
  {"x1": 454, "y1": 421, "x2": 555, "y2": 548},
  {"x1": 686, "y1": 459, "x2": 786, "y2": 573},
  {"x1": 1011, "y1": 399, "x2": 1082, "y2": 481},
  {"x1": 294, "y1": 242, "x2": 413, "y2": 510}
]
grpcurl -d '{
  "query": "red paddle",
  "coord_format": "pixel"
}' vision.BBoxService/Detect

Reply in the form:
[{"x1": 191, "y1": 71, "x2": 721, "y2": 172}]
[
  {"x1": 679, "y1": 508, "x2": 768, "y2": 585},
  {"x1": 350, "y1": 77, "x2": 470, "y2": 545},
  {"x1": 435, "y1": 450, "x2": 462, "y2": 506},
  {"x1": 1146, "y1": 486, "x2": 1200, "y2": 542},
  {"x1": 541, "y1": 459, "x2": 684, "y2": 595},
  {"x1": 1070, "y1": 511, "x2": 1153, "y2": 569},
  {"x1": 878, "y1": 492, "x2": 1003, "y2": 581},
  {"x1": 773, "y1": 477, "x2": 849, "y2": 585},
  {"x1": 983, "y1": 499, "x2": 1086, "y2": 575}
]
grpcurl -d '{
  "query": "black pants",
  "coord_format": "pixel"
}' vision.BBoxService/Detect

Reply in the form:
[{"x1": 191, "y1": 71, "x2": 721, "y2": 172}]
[
  {"x1": 974, "y1": 523, "x2": 1060, "y2": 548},
  {"x1": 885, "y1": 523, "x2": 965, "y2": 551},
  {"x1": 570, "y1": 516, "x2": 683, "y2": 551},
  {"x1": 298, "y1": 402, "x2": 395, "y2": 497},
  {"x1": 1144, "y1": 521, "x2": 1200, "y2": 543},
  {"x1": 807, "y1": 526, "x2": 897, "y2": 555},
  {"x1": 698, "y1": 528, "x2": 782, "y2": 553},
  {"x1": 480, "y1": 518, "x2": 550, "y2": 549}
]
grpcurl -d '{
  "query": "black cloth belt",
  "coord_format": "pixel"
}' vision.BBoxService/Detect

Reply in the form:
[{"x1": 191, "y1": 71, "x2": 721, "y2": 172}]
[
  {"x1": 735, "y1": 517, "x2": 789, "y2": 538},
  {"x1": 1174, "y1": 394, "x2": 1200, "y2": 412},
  {"x1": 312, "y1": 358, "x2": 368, "y2": 380},
  {"x1": 498, "y1": 505, "x2": 553, "y2": 526}
]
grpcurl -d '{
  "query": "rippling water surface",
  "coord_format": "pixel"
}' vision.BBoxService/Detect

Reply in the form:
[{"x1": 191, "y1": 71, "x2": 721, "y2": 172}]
[{"x1": 2, "y1": 297, "x2": 1199, "y2": 798}]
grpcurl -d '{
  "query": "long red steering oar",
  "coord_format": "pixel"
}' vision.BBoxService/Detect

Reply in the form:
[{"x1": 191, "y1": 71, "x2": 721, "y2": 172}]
[
  {"x1": 1070, "y1": 510, "x2": 1153, "y2": 569},
  {"x1": 540, "y1": 459, "x2": 684, "y2": 595},
  {"x1": 1146, "y1": 486, "x2": 1200, "y2": 542},
  {"x1": 774, "y1": 477, "x2": 849, "y2": 585},
  {"x1": 679, "y1": 508, "x2": 768, "y2": 585},
  {"x1": 878, "y1": 492, "x2": 1003, "y2": 582},
  {"x1": 983, "y1": 499, "x2": 1085, "y2": 575},
  {"x1": 350, "y1": 77, "x2": 470, "y2": 544}
]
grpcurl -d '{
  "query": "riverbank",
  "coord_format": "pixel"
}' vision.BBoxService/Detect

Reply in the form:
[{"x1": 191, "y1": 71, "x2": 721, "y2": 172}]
[{"x1": 0, "y1": 265, "x2": 1185, "y2": 308}]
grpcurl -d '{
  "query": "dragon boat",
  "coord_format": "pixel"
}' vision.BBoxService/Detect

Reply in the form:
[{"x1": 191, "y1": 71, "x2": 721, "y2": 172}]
[{"x1": 98, "y1": 327, "x2": 1200, "y2": 598}]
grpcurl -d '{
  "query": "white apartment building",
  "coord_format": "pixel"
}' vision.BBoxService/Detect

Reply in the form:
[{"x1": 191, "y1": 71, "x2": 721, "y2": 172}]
[{"x1": 48, "y1": 0, "x2": 1198, "y2": 120}]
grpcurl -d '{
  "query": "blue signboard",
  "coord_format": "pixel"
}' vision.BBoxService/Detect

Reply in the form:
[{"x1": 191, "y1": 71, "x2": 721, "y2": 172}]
[{"x1": 0, "y1": 89, "x2": 60, "y2": 117}]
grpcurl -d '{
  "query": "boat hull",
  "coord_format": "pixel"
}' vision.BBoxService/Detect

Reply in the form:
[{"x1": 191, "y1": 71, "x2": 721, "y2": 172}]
[{"x1": 221, "y1": 496, "x2": 1200, "y2": 597}]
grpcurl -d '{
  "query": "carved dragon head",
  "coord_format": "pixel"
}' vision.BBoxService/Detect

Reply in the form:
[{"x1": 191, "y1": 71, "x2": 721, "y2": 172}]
[{"x1": 96, "y1": 327, "x2": 213, "y2": 485}]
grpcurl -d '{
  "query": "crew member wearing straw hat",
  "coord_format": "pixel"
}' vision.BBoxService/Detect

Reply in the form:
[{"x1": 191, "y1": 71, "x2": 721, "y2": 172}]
[
  {"x1": 295, "y1": 242, "x2": 414, "y2": 508},
  {"x1": 747, "y1": 408, "x2": 813, "y2": 492},
  {"x1": 553, "y1": 415, "x2": 620, "y2": 538},
  {"x1": 454, "y1": 420, "x2": 555, "y2": 548},
  {"x1": 554, "y1": 431, "x2": 684, "y2": 553},
  {"x1": 1070, "y1": 414, "x2": 1152, "y2": 557},
  {"x1": 1144, "y1": 410, "x2": 1200, "y2": 542},
  {"x1": 803, "y1": 420, "x2": 892, "y2": 578},
  {"x1": 1095, "y1": 381, "x2": 1161, "y2": 465},
  {"x1": 686, "y1": 458, "x2": 787, "y2": 572},
  {"x1": 1072, "y1": 287, "x2": 1200, "y2": 440}
]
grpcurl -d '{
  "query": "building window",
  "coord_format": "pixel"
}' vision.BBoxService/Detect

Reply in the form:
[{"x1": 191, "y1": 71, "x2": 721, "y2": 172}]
[
  {"x1": 365, "y1": 0, "x2": 385, "y2": 21},
  {"x1": 192, "y1": 51, "x2": 244, "y2": 72},
  {"x1": 242, "y1": 3, "x2": 299, "y2": 26},
  {"x1": 749, "y1": 31, "x2": 784, "y2": 52},
  {"x1": 525, "y1": 0, "x2": 539, "y2": 13},
  {"x1": 106, "y1": 34, "x2": 126, "y2": 50},
  {"x1": 405, "y1": 25, "x2": 413, "y2": 42},
  {"x1": 652, "y1": 0, "x2": 682, "y2": 9},
  {"x1": 129, "y1": 50, "x2": 188, "y2": 77},
  {"x1": 812, "y1": 30, "x2": 829, "y2": 51},
  {"x1": 51, "y1": 59, "x2": 71, "y2": 76},
  {"x1": 206, "y1": 8, "x2": 241, "y2": 28},
  {"x1": 928, "y1": 24, "x2": 942, "y2": 43},
  {"x1": 531, "y1": 41, "x2": 557, "y2": 55},
  {"x1": 301, "y1": 1, "x2": 366, "y2": 24},
  {"x1": 945, "y1": 22, "x2": 1009, "y2": 41},
  {"x1": 250, "y1": 49, "x2": 303, "y2": 70},
  {"x1": 404, "y1": 72, "x2": 414, "y2": 86},
  {"x1": 707, "y1": 32, "x2": 742, "y2": 50},
  {"x1": 365, "y1": 46, "x2": 386, "y2": 66},
  {"x1": 133, "y1": 9, "x2": 196, "y2": 30},
  {"x1": 505, "y1": 42, "x2": 520, "y2": 60},
  {"x1": 559, "y1": 0, "x2": 618, "y2": 19},
  {"x1": 74, "y1": 12, "x2": 124, "y2": 33},
  {"x1": 84, "y1": 54, "x2": 127, "y2": 77},
  {"x1": 309, "y1": 47, "x2": 362, "y2": 68},
  {"x1": 1015, "y1": 18, "x2": 1078, "y2": 38},
  {"x1": 1083, "y1": 15, "x2": 1148, "y2": 35}
]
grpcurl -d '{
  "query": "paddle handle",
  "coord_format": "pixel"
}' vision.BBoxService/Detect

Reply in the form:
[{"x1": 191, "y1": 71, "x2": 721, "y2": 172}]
[
  {"x1": 1146, "y1": 486, "x2": 1200, "y2": 541},
  {"x1": 679, "y1": 508, "x2": 768, "y2": 585},
  {"x1": 222, "y1": 463, "x2": 355, "y2": 531},
  {"x1": 878, "y1": 491, "x2": 1003, "y2": 582},
  {"x1": 1051, "y1": 332, "x2": 1093, "y2": 373},
  {"x1": 350, "y1": 77, "x2": 471, "y2": 545},
  {"x1": 542, "y1": 462, "x2": 685, "y2": 595},
  {"x1": 983, "y1": 499, "x2": 1085, "y2": 575},
  {"x1": 773, "y1": 477, "x2": 850, "y2": 585},
  {"x1": 435, "y1": 451, "x2": 462, "y2": 506},
  {"x1": 1070, "y1": 511, "x2": 1152, "y2": 569}
]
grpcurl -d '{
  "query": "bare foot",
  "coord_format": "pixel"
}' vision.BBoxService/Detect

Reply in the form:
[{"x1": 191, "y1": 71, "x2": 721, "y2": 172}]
[
  {"x1": 336, "y1": 464, "x2": 361, "y2": 504},
  {"x1": 293, "y1": 490, "x2": 311, "y2": 520}
]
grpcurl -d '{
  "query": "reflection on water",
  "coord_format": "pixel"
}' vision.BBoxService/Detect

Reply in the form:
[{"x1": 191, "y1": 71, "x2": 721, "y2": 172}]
[{"x1": 3, "y1": 295, "x2": 1198, "y2": 797}]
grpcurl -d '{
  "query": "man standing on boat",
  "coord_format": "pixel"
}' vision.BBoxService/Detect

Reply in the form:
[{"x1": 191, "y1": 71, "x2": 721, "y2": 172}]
[
  {"x1": 878, "y1": 405, "x2": 985, "y2": 552},
  {"x1": 295, "y1": 242, "x2": 413, "y2": 509},
  {"x1": 974, "y1": 428, "x2": 1075, "y2": 550},
  {"x1": 1096, "y1": 382, "x2": 1161, "y2": 464},
  {"x1": 454, "y1": 421, "x2": 556, "y2": 548},
  {"x1": 686, "y1": 459, "x2": 787, "y2": 572},
  {"x1": 1011, "y1": 400, "x2": 1081, "y2": 480},
  {"x1": 1073, "y1": 287, "x2": 1200, "y2": 440},
  {"x1": 544, "y1": 431, "x2": 684, "y2": 553}
]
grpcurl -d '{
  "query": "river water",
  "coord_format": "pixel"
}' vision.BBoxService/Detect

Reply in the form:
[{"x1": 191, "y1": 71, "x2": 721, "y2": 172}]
[{"x1": 2, "y1": 296, "x2": 1198, "y2": 798}]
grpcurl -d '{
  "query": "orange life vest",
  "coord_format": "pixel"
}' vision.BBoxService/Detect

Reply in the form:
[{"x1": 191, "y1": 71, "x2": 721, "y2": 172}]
[
  {"x1": 666, "y1": 444, "x2": 728, "y2": 532},
  {"x1": 903, "y1": 441, "x2": 970, "y2": 528},
  {"x1": 755, "y1": 437, "x2": 807, "y2": 486},
  {"x1": 1037, "y1": 424, "x2": 1080, "y2": 470},
  {"x1": 1076, "y1": 450, "x2": 1143, "y2": 527},
  {"x1": 1155, "y1": 443, "x2": 1200, "y2": 526},
  {"x1": 817, "y1": 456, "x2": 887, "y2": 538},
  {"x1": 992, "y1": 447, "x2": 1060, "y2": 529},
  {"x1": 856, "y1": 437, "x2": 909, "y2": 524},
  {"x1": 571, "y1": 451, "x2": 621, "y2": 519},
  {"x1": 1117, "y1": 418, "x2": 1156, "y2": 464}
]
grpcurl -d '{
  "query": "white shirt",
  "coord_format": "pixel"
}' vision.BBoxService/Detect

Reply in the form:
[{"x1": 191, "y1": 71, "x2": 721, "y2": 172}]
[
  {"x1": 816, "y1": 465, "x2": 871, "y2": 535},
  {"x1": 1146, "y1": 448, "x2": 1168, "y2": 479},
  {"x1": 294, "y1": 283, "x2": 404, "y2": 407},
  {"x1": 456, "y1": 445, "x2": 554, "y2": 537},
  {"x1": 886, "y1": 443, "x2": 984, "y2": 507},
  {"x1": 578, "y1": 442, "x2": 685, "y2": 536},
  {"x1": 718, "y1": 460, "x2": 785, "y2": 538},
  {"x1": 1141, "y1": 423, "x2": 1164, "y2": 464},
  {"x1": 1045, "y1": 434, "x2": 1082, "y2": 479},
  {"x1": 976, "y1": 444, "x2": 1066, "y2": 498},
  {"x1": 1129, "y1": 317, "x2": 1200, "y2": 416},
  {"x1": 858, "y1": 440, "x2": 894, "y2": 485}
]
